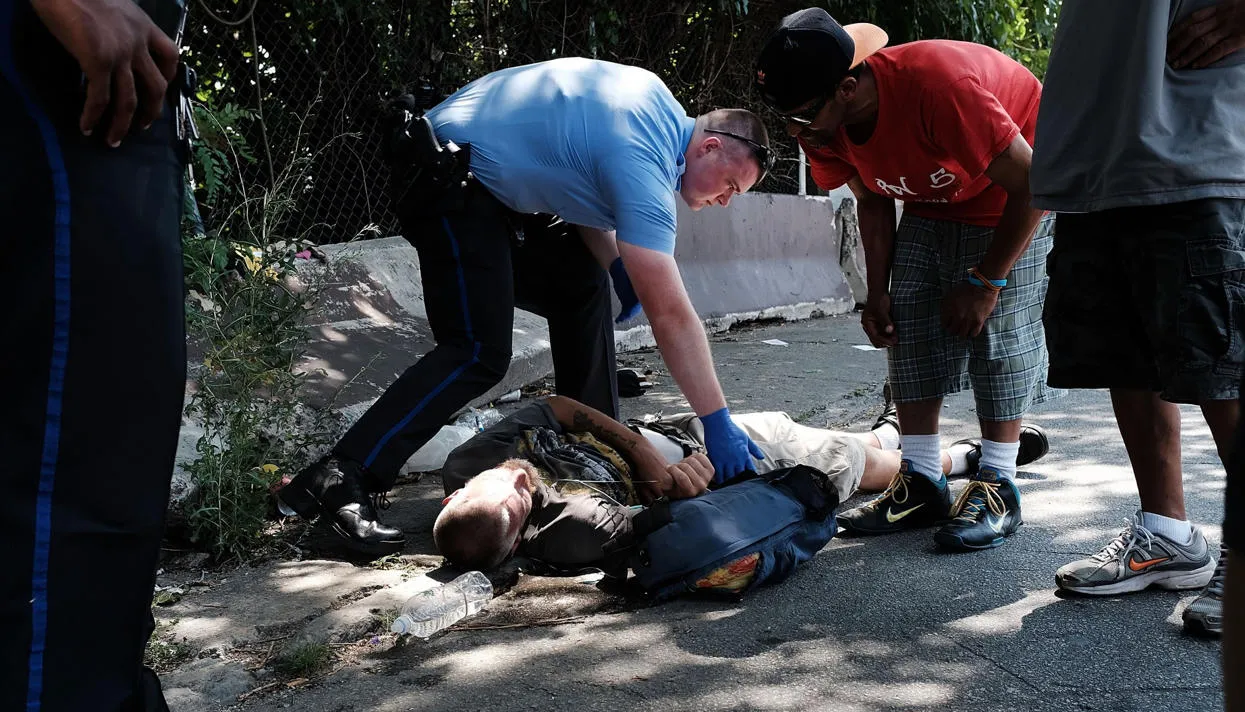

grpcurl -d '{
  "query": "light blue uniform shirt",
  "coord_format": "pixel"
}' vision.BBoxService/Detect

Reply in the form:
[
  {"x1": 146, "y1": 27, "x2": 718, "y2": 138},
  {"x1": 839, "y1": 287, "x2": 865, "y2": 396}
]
[{"x1": 426, "y1": 58, "x2": 696, "y2": 254}]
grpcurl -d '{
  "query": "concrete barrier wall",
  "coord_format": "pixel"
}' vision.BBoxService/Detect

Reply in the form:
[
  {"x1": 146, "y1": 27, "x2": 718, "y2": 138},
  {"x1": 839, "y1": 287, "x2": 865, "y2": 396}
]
[
  {"x1": 293, "y1": 190, "x2": 866, "y2": 416},
  {"x1": 293, "y1": 238, "x2": 553, "y2": 413},
  {"x1": 673, "y1": 191, "x2": 855, "y2": 316},
  {"x1": 613, "y1": 188, "x2": 867, "y2": 349}
]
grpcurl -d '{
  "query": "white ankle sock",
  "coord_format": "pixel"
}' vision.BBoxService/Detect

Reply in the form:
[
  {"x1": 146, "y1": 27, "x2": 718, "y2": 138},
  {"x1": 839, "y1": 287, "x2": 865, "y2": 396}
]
[
  {"x1": 947, "y1": 442, "x2": 975, "y2": 476},
  {"x1": 899, "y1": 434, "x2": 943, "y2": 482},
  {"x1": 1140, "y1": 511, "x2": 1195, "y2": 545},
  {"x1": 980, "y1": 439, "x2": 1019, "y2": 481},
  {"x1": 872, "y1": 423, "x2": 901, "y2": 451}
]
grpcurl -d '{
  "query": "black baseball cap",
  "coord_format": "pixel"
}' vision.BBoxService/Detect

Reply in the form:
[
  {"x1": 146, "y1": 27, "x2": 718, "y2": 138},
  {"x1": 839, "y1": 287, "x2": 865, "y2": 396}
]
[{"x1": 754, "y1": 8, "x2": 888, "y2": 113}]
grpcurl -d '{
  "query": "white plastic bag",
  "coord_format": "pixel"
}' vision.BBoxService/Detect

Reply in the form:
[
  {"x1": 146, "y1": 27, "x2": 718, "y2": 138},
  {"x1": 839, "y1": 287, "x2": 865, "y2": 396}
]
[{"x1": 402, "y1": 425, "x2": 476, "y2": 473}]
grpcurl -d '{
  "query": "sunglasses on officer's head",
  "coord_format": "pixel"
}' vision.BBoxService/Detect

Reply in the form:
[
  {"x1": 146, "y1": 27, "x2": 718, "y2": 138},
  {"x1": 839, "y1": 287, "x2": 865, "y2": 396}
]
[{"x1": 703, "y1": 129, "x2": 776, "y2": 183}]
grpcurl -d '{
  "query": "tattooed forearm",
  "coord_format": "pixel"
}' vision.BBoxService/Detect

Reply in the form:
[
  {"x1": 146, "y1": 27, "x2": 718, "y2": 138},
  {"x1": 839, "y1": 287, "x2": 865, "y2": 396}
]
[
  {"x1": 547, "y1": 395, "x2": 670, "y2": 498},
  {"x1": 571, "y1": 409, "x2": 642, "y2": 453}
]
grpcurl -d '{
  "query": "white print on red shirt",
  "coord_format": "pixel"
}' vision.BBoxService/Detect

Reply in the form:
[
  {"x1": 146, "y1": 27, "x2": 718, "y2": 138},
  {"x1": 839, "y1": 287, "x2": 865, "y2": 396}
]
[
  {"x1": 928, "y1": 167, "x2": 956, "y2": 188},
  {"x1": 873, "y1": 166, "x2": 961, "y2": 201},
  {"x1": 874, "y1": 176, "x2": 917, "y2": 196}
]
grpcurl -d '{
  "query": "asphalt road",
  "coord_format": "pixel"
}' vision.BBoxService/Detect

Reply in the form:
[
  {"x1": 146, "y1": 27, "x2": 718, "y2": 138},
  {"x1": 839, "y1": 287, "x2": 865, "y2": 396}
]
[{"x1": 238, "y1": 314, "x2": 1227, "y2": 712}]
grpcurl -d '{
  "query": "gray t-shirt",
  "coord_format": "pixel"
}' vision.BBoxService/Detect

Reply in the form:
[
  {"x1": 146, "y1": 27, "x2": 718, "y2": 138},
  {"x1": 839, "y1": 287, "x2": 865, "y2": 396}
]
[{"x1": 1031, "y1": 0, "x2": 1245, "y2": 212}]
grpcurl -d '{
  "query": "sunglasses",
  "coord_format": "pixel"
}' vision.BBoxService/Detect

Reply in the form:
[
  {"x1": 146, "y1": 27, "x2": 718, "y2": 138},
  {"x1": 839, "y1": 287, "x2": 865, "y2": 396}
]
[
  {"x1": 780, "y1": 95, "x2": 829, "y2": 126},
  {"x1": 703, "y1": 128, "x2": 776, "y2": 181}
]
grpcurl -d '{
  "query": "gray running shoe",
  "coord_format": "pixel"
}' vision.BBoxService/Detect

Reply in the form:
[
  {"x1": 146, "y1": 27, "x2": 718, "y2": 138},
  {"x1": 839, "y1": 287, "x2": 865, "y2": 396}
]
[
  {"x1": 1182, "y1": 542, "x2": 1227, "y2": 637},
  {"x1": 1055, "y1": 512, "x2": 1215, "y2": 596}
]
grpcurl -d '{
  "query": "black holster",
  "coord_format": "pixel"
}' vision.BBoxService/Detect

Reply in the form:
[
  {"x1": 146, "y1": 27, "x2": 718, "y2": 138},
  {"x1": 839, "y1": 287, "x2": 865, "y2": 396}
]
[{"x1": 382, "y1": 97, "x2": 473, "y2": 221}]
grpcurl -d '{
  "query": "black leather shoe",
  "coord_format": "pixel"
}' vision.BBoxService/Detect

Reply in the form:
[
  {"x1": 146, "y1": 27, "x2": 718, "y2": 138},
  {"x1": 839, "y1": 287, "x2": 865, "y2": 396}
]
[
  {"x1": 1015, "y1": 423, "x2": 1049, "y2": 467},
  {"x1": 279, "y1": 456, "x2": 406, "y2": 558},
  {"x1": 871, "y1": 399, "x2": 899, "y2": 434},
  {"x1": 950, "y1": 423, "x2": 1050, "y2": 476}
]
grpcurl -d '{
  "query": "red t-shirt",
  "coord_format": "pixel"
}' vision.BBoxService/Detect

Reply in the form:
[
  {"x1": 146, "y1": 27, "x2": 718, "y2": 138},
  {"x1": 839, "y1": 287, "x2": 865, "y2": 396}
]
[{"x1": 803, "y1": 40, "x2": 1042, "y2": 227}]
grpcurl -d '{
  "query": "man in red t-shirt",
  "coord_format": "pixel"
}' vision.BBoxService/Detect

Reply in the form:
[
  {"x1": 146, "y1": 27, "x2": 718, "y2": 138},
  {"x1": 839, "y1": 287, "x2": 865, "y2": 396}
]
[{"x1": 754, "y1": 8, "x2": 1056, "y2": 551}]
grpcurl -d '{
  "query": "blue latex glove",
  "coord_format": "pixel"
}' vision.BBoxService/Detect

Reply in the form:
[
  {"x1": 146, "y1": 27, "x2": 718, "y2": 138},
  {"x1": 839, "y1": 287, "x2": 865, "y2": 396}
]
[
  {"x1": 699, "y1": 407, "x2": 765, "y2": 484},
  {"x1": 609, "y1": 257, "x2": 643, "y2": 323}
]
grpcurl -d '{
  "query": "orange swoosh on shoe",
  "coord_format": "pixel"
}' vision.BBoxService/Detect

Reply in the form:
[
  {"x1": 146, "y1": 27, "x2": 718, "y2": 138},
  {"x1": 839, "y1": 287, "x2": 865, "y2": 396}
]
[{"x1": 1127, "y1": 556, "x2": 1170, "y2": 572}]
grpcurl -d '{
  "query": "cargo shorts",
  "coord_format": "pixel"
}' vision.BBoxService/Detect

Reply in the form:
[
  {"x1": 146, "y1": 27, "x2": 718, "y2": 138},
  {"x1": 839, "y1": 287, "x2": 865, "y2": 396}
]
[
  {"x1": 633, "y1": 412, "x2": 866, "y2": 505},
  {"x1": 1044, "y1": 199, "x2": 1245, "y2": 404}
]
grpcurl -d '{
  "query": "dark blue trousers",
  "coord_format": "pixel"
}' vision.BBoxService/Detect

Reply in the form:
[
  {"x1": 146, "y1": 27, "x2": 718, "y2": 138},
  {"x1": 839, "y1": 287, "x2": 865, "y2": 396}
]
[
  {"x1": 0, "y1": 3, "x2": 185, "y2": 710},
  {"x1": 335, "y1": 181, "x2": 619, "y2": 489}
]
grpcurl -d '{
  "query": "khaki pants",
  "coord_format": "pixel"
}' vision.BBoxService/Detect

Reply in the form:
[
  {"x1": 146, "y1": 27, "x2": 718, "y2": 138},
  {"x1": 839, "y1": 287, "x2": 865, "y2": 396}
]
[{"x1": 637, "y1": 412, "x2": 866, "y2": 504}]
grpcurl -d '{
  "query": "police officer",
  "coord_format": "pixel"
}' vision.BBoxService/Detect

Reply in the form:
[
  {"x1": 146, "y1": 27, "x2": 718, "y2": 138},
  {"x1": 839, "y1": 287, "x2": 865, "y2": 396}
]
[
  {"x1": 280, "y1": 58, "x2": 776, "y2": 557},
  {"x1": 1, "y1": 0, "x2": 187, "y2": 709}
]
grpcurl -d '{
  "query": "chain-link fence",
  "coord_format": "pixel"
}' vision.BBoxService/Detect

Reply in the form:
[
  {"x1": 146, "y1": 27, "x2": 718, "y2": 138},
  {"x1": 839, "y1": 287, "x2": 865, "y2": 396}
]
[
  {"x1": 185, "y1": 0, "x2": 1058, "y2": 245},
  {"x1": 187, "y1": 1, "x2": 429, "y2": 243}
]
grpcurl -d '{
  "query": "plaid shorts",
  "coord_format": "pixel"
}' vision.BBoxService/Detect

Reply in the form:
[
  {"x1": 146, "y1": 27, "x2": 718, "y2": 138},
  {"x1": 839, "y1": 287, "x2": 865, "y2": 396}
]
[{"x1": 888, "y1": 213, "x2": 1059, "y2": 421}]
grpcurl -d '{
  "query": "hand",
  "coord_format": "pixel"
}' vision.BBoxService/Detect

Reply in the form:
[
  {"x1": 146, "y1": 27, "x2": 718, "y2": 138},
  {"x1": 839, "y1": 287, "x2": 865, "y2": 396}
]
[
  {"x1": 31, "y1": 0, "x2": 180, "y2": 147},
  {"x1": 699, "y1": 408, "x2": 764, "y2": 485},
  {"x1": 941, "y1": 282, "x2": 999, "y2": 338},
  {"x1": 861, "y1": 292, "x2": 898, "y2": 348},
  {"x1": 608, "y1": 257, "x2": 643, "y2": 323},
  {"x1": 661, "y1": 454, "x2": 714, "y2": 500},
  {"x1": 1169, "y1": 0, "x2": 1245, "y2": 69}
]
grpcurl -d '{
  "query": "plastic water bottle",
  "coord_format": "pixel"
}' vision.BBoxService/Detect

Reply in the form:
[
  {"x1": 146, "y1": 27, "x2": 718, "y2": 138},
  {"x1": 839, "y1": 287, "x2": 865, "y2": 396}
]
[
  {"x1": 391, "y1": 571, "x2": 493, "y2": 638},
  {"x1": 453, "y1": 407, "x2": 505, "y2": 432}
]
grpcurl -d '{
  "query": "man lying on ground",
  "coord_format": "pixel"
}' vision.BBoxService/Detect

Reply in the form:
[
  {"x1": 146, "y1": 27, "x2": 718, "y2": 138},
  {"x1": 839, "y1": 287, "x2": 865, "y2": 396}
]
[{"x1": 432, "y1": 396, "x2": 1048, "y2": 572}]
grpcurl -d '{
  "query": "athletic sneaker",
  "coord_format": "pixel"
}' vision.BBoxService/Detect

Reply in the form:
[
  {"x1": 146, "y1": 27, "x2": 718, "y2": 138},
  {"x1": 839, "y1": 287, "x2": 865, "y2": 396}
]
[
  {"x1": 933, "y1": 467, "x2": 1022, "y2": 551},
  {"x1": 1055, "y1": 512, "x2": 1215, "y2": 596},
  {"x1": 838, "y1": 461, "x2": 950, "y2": 534},
  {"x1": 1182, "y1": 542, "x2": 1227, "y2": 637},
  {"x1": 949, "y1": 423, "x2": 1050, "y2": 477}
]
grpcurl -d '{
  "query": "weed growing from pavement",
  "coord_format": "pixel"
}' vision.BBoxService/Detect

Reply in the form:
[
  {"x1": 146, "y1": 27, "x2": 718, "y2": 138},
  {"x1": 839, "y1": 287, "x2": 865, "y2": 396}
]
[
  {"x1": 371, "y1": 608, "x2": 400, "y2": 633},
  {"x1": 181, "y1": 100, "x2": 367, "y2": 561},
  {"x1": 275, "y1": 642, "x2": 333, "y2": 677},
  {"x1": 144, "y1": 620, "x2": 195, "y2": 673}
]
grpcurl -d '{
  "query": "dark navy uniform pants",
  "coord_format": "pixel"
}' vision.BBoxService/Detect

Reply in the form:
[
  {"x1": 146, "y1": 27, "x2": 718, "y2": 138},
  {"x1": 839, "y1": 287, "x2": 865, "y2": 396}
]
[
  {"x1": 0, "y1": 2, "x2": 185, "y2": 710},
  {"x1": 335, "y1": 179, "x2": 619, "y2": 489}
]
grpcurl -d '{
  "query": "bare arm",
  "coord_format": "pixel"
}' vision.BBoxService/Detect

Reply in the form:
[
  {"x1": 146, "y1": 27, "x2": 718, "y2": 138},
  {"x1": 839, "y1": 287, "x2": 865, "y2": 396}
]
[
  {"x1": 617, "y1": 241, "x2": 727, "y2": 416},
  {"x1": 544, "y1": 395, "x2": 708, "y2": 500},
  {"x1": 941, "y1": 134, "x2": 1044, "y2": 338},
  {"x1": 979, "y1": 135, "x2": 1043, "y2": 280},
  {"x1": 576, "y1": 226, "x2": 619, "y2": 270},
  {"x1": 847, "y1": 175, "x2": 898, "y2": 297},
  {"x1": 848, "y1": 175, "x2": 900, "y2": 348}
]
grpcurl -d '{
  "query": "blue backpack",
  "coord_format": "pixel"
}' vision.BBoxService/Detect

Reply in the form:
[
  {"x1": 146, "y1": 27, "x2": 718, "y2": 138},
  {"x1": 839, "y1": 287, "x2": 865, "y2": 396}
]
[{"x1": 619, "y1": 465, "x2": 840, "y2": 602}]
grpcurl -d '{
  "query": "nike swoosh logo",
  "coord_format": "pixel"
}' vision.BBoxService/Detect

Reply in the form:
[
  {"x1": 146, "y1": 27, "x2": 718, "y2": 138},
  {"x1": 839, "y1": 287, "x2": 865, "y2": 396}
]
[
  {"x1": 986, "y1": 515, "x2": 1005, "y2": 534},
  {"x1": 1128, "y1": 556, "x2": 1170, "y2": 572},
  {"x1": 886, "y1": 504, "x2": 925, "y2": 523}
]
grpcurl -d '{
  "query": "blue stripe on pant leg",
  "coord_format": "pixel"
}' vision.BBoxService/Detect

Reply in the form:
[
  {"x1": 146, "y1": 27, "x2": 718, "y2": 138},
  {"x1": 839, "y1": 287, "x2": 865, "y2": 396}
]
[
  {"x1": 444, "y1": 216, "x2": 475, "y2": 341},
  {"x1": 364, "y1": 216, "x2": 481, "y2": 468},
  {"x1": 0, "y1": 2, "x2": 73, "y2": 710}
]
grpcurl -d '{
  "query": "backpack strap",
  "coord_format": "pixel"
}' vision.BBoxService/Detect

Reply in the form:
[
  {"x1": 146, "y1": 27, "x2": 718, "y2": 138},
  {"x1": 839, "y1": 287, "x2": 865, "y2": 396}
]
[
  {"x1": 764, "y1": 465, "x2": 840, "y2": 520},
  {"x1": 631, "y1": 497, "x2": 673, "y2": 538},
  {"x1": 600, "y1": 497, "x2": 673, "y2": 567}
]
